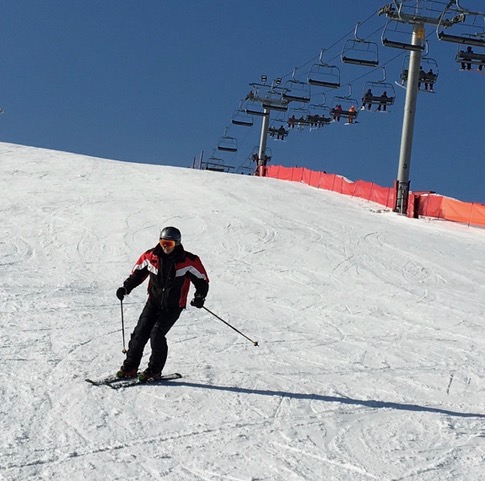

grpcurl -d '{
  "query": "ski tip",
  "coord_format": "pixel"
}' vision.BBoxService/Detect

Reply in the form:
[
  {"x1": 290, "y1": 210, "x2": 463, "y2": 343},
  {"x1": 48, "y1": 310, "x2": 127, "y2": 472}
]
[{"x1": 85, "y1": 378, "x2": 101, "y2": 386}]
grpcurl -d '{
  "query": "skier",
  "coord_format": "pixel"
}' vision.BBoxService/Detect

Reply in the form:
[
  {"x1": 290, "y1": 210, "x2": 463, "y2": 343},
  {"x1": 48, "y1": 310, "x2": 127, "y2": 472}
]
[{"x1": 115, "y1": 226, "x2": 209, "y2": 381}]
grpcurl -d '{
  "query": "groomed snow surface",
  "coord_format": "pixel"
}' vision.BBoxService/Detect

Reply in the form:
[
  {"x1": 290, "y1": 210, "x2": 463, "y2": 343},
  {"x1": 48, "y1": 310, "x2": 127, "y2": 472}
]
[{"x1": 1, "y1": 142, "x2": 484, "y2": 481}]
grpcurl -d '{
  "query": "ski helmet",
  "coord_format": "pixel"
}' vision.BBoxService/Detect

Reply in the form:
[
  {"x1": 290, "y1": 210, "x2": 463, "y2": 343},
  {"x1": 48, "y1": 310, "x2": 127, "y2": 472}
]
[{"x1": 160, "y1": 226, "x2": 181, "y2": 245}]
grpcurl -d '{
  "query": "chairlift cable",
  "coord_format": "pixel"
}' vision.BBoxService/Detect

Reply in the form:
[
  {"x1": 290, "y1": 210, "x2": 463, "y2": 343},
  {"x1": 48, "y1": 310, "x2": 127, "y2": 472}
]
[
  {"x1": 210, "y1": 3, "x2": 454, "y2": 166},
  {"x1": 279, "y1": 20, "x2": 366, "y2": 80},
  {"x1": 274, "y1": 8, "x2": 390, "y2": 96}
]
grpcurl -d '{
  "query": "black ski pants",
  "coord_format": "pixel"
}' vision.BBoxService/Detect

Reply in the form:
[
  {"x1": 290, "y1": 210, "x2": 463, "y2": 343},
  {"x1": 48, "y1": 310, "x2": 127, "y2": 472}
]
[{"x1": 125, "y1": 301, "x2": 183, "y2": 373}]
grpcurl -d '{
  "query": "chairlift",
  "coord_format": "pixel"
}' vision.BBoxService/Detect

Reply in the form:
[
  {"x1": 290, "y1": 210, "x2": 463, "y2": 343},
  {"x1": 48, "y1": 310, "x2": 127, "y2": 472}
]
[
  {"x1": 341, "y1": 23, "x2": 379, "y2": 67},
  {"x1": 268, "y1": 124, "x2": 289, "y2": 141},
  {"x1": 247, "y1": 80, "x2": 269, "y2": 97},
  {"x1": 393, "y1": 0, "x2": 451, "y2": 23},
  {"x1": 283, "y1": 68, "x2": 311, "y2": 104},
  {"x1": 237, "y1": 164, "x2": 256, "y2": 175},
  {"x1": 307, "y1": 103, "x2": 332, "y2": 129},
  {"x1": 249, "y1": 146, "x2": 272, "y2": 164},
  {"x1": 202, "y1": 152, "x2": 235, "y2": 173},
  {"x1": 244, "y1": 98, "x2": 267, "y2": 117},
  {"x1": 247, "y1": 79, "x2": 289, "y2": 112},
  {"x1": 382, "y1": 19, "x2": 426, "y2": 51},
  {"x1": 437, "y1": 2, "x2": 485, "y2": 48},
  {"x1": 361, "y1": 68, "x2": 396, "y2": 112},
  {"x1": 398, "y1": 55, "x2": 439, "y2": 93},
  {"x1": 330, "y1": 86, "x2": 359, "y2": 124},
  {"x1": 455, "y1": 44, "x2": 485, "y2": 71},
  {"x1": 231, "y1": 107, "x2": 254, "y2": 127},
  {"x1": 201, "y1": 162, "x2": 235, "y2": 173},
  {"x1": 286, "y1": 105, "x2": 311, "y2": 130},
  {"x1": 307, "y1": 50, "x2": 341, "y2": 88},
  {"x1": 269, "y1": 110, "x2": 288, "y2": 130},
  {"x1": 262, "y1": 87, "x2": 289, "y2": 111},
  {"x1": 217, "y1": 128, "x2": 238, "y2": 152}
]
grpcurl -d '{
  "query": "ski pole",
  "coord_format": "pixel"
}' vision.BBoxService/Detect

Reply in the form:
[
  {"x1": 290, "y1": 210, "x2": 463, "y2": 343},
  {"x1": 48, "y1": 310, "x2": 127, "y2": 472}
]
[
  {"x1": 202, "y1": 306, "x2": 259, "y2": 346},
  {"x1": 120, "y1": 300, "x2": 127, "y2": 353}
]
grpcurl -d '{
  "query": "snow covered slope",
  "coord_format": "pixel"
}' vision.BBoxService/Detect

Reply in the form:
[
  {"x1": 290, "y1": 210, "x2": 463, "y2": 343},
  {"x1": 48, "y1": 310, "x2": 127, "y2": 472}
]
[{"x1": 1, "y1": 142, "x2": 484, "y2": 481}]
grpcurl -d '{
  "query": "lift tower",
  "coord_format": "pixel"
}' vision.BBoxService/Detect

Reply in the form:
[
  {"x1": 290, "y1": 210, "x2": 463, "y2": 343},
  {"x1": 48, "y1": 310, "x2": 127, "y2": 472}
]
[
  {"x1": 245, "y1": 76, "x2": 292, "y2": 176},
  {"x1": 380, "y1": 1, "x2": 447, "y2": 213},
  {"x1": 394, "y1": 21, "x2": 425, "y2": 214}
]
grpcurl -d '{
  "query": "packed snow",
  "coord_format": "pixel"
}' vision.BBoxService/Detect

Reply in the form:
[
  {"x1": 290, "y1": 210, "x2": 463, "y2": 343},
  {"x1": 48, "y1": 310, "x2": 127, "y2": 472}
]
[{"x1": 1, "y1": 142, "x2": 484, "y2": 481}]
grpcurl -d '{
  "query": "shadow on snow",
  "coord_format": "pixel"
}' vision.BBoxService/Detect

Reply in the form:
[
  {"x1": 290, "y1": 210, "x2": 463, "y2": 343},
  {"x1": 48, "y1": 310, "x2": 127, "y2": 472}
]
[{"x1": 160, "y1": 380, "x2": 485, "y2": 419}]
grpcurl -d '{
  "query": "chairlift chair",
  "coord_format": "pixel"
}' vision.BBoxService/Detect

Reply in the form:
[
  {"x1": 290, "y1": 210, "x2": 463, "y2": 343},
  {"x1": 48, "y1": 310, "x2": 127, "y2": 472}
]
[
  {"x1": 246, "y1": 82, "x2": 288, "y2": 111},
  {"x1": 330, "y1": 93, "x2": 359, "y2": 124},
  {"x1": 341, "y1": 38, "x2": 379, "y2": 67},
  {"x1": 202, "y1": 162, "x2": 235, "y2": 173},
  {"x1": 307, "y1": 63, "x2": 341, "y2": 88},
  {"x1": 207, "y1": 151, "x2": 224, "y2": 163},
  {"x1": 203, "y1": 152, "x2": 234, "y2": 173},
  {"x1": 382, "y1": 19, "x2": 426, "y2": 51},
  {"x1": 217, "y1": 129, "x2": 238, "y2": 152},
  {"x1": 307, "y1": 103, "x2": 332, "y2": 129},
  {"x1": 399, "y1": 55, "x2": 439, "y2": 92},
  {"x1": 437, "y1": 3, "x2": 485, "y2": 48},
  {"x1": 268, "y1": 124, "x2": 289, "y2": 141},
  {"x1": 361, "y1": 69, "x2": 396, "y2": 112},
  {"x1": 455, "y1": 44, "x2": 485, "y2": 71},
  {"x1": 271, "y1": 109, "x2": 288, "y2": 125},
  {"x1": 231, "y1": 108, "x2": 254, "y2": 127},
  {"x1": 286, "y1": 105, "x2": 311, "y2": 130},
  {"x1": 282, "y1": 75, "x2": 311, "y2": 104},
  {"x1": 307, "y1": 50, "x2": 341, "y2": 88},
  {"x1": 262, "y1": 88, "x2": 289, "y2": 111},
  {"x1": 237, "y1": 164, "x2": 255, "y2": 175},
  {"x1": 393, "y1": 0, "x2": 451, "y2": 23},
  {"x1": 341, "y1": 22, "x2": 379, "y2": 67},
  {"x1": 361, "y1": 84, "x2": 395, "y2": 112},
  {"x1": 250, "y1": 146, "x2": 273, "y2": 164},
  {"x1": 244, "y1": 99, "x2": 267, "y2": 117}
]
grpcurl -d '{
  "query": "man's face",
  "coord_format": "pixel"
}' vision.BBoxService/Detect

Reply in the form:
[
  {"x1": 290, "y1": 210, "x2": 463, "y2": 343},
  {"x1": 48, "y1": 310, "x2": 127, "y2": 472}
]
[{"x1": 160, "y1": 238, "x2": 176, "y2": 254}]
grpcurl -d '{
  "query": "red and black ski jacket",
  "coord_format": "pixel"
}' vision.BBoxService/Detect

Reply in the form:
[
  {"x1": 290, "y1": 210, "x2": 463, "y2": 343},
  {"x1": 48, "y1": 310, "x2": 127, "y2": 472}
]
[{"x1": 122, "y1": 243, "x2": 209, "y2": 309}]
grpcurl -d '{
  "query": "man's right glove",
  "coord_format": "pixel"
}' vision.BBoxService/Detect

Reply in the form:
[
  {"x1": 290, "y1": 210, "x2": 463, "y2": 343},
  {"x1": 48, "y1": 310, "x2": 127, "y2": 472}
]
[
  {"x1": 116, "y1": 287, "x2": 127, "y2": 301},
  {"x1": 190, "y1": 294, "x2": 205, "y2": 309}
]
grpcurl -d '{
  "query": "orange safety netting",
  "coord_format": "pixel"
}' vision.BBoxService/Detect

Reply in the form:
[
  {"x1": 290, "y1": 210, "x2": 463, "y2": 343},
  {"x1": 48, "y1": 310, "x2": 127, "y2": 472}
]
[
  {"x1": 265, "y1": 165, "x2": 485, "y2": 228},
  {"x1": 417, "y1": 194, "x2": 485, "y2": 227}
]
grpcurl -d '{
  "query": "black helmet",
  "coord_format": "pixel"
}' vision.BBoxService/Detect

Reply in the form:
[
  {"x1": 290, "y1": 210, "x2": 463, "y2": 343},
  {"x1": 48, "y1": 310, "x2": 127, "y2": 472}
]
[{"x1": 160, "y1": 226, "x2": 181, "y2": 245}]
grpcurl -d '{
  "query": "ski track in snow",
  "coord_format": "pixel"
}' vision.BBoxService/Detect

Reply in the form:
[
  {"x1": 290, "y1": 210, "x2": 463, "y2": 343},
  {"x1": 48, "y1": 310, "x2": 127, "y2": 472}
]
[{"x1": 1, "y1": 143, "x2": 485, "y2": 481}]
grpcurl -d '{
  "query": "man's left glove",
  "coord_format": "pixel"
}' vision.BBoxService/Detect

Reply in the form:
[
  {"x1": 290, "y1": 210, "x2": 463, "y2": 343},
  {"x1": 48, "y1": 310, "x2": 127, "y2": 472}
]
[
  {"x1": 190, "y1": 294, "x2": 205, "y2": 309},
  {"x1": 116, "y1": 287, "x2": 127, "y2": 301}
]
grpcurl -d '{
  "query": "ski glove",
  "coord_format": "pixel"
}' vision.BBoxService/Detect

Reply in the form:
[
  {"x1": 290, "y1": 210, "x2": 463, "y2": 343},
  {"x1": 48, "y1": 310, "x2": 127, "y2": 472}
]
[
  {"x1": 116, "y1": 287, "x2": 127, "y2": 301},
  {"x1": 190, "y1": 294, "x2": 205, "y2": 309}
]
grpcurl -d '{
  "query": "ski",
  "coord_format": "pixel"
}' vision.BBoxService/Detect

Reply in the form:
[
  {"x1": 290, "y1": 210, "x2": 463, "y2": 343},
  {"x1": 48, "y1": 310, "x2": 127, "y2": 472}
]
[
  {"x1": 85, "y1": 372, "x2": 182, "y2": 389},
  {"x1": 85, "y1": 374, "x2": 125, "y2": 386},
  {"x1": 109, "y1": 372, "x2": 182, "y2": 390}
]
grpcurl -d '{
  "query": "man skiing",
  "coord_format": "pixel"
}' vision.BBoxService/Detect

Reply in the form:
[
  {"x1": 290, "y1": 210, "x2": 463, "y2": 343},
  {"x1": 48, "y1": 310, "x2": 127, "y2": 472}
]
[{"x1": 115, "y1": 226, "x2": 209, "y2": 382}]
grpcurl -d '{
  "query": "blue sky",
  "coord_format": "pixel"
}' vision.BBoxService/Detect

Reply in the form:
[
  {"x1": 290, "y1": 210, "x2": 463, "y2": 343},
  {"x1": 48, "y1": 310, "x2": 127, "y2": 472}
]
[{"x1": 1, "y1": 0, "x2": 484, "y2": 203}]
